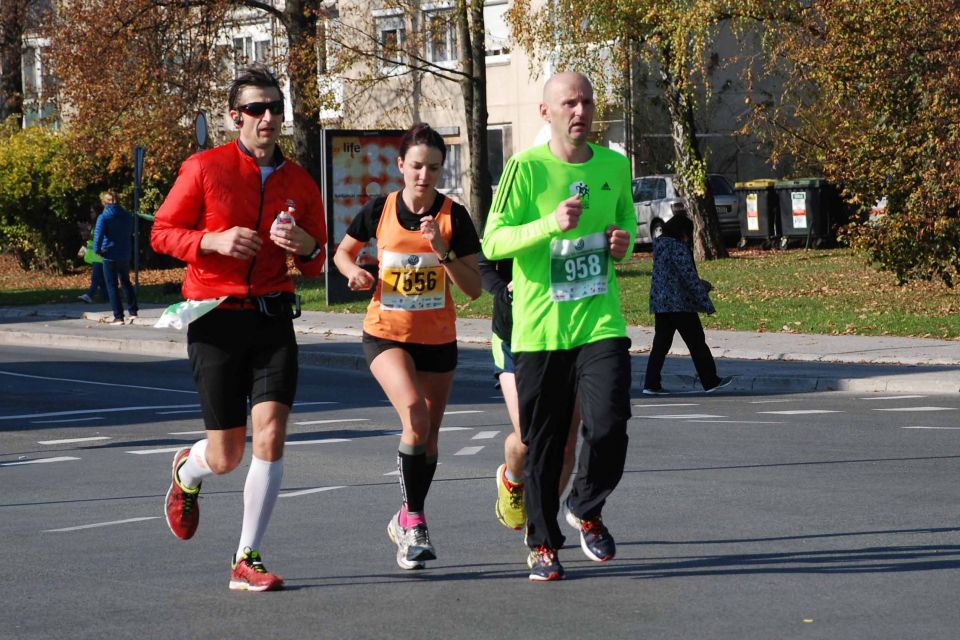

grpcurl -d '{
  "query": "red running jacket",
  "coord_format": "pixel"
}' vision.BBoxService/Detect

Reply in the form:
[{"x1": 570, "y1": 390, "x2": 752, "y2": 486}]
[{"x1": 151, "y1": 140, "x2": 327, "y2": 300}]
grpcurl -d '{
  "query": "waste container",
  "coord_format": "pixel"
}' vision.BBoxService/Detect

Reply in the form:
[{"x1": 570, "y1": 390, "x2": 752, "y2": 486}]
[
  {"x1": 735, "y1": 179, "x2": 779, "y2": 248},
  {"x1": 774, "y1": 178, "x2": 843, "y2": 248}
]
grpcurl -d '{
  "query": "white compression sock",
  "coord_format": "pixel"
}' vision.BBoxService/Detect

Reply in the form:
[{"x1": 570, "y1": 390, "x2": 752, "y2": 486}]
[
  {"x1": 177, "y1": 439, "x2": 214, "y2": 489},
  {"x1": 236, "y1": 456, "x2": 283, "y2": 561}
]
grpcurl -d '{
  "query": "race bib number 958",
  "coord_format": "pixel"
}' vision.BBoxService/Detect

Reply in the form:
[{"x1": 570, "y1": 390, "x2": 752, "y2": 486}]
[{"x1": 549, "y1": 232, "x2": 609, "y2": 302}]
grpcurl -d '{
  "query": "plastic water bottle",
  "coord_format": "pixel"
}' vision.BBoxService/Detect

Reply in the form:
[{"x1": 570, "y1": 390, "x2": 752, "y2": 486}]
[{"x1": 276, "y1": 206, "x2": 295, "y2": 227}]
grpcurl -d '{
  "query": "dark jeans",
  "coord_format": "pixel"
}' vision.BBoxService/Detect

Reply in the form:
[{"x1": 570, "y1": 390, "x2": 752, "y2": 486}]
[
  {"x1": 644, "y1": 312, "x2": 719, "y2": 390},
  {"x1": 516, "y1": 337, "x2": 632, "y2": 550},
  {"x1": 84, "y1": 263, "x2": 107, "y2": 301},
  {"x1": 102, "y1": 259, "x2": 138, "y2": 320}
]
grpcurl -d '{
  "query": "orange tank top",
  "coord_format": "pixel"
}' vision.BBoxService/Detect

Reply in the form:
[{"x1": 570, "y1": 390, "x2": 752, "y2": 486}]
[{"x1": 362, "y1": 191, "x2": 456, "y2": 344}]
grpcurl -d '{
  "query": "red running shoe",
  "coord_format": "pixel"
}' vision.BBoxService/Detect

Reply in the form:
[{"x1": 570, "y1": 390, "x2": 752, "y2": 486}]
[
  {"x1": 229, "y1": 548, "x2": 284, "y2": 592},
  {"x1": 164, "y1": 447, "x2": 200, "y2": 540}
]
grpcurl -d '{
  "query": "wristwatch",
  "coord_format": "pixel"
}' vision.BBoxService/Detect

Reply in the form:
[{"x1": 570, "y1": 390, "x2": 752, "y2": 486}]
[
  {"x1": 439, "y1": 248, "x2": 457, "y2": 264},
  {"x1": 302, "y1": 241, "x2": 323, "y2": 262}
]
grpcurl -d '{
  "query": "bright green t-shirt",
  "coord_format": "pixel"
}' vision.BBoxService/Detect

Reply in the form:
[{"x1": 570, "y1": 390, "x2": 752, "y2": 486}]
[{"x1": 481, "y1": 143, "x2": 636, "y2": 352}]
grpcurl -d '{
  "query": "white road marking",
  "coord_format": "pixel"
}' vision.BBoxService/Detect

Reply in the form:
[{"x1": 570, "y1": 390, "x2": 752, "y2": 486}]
[
  {"x1": 0, "y1": 404, "x2": 199, "y2": 421},
  {"x1": 280, "y1": 486, "x2": 346, "y2": 498},
  {"x1": 901, "y1": 426, "x2": 960, "y2": 430},
  {"x1": 294, "y1": 418, "x2": 369, "y2": 426},
  {"x1": 634, "y1": 403, "x2": 699, "y2": 408},
  {"x1": 749, "y1": 399, "x2": 795, "y2": 404},
  {"x1": 43, "y1": 517, "x2": 159, "y2": 533},
  {"x1": 472, "y1": 431, "x2": 500, "y2": 440},
  {"x1": 688, "y1": 420, "x2": 785, "y2": 424},
  {"x1": 637, "y1": 414, "x2": 726, "y2": 420},
  {"x1": 37, "y1": 436, "x2": 110, "y2": 445},
  {"x1": 1, "y1": 456, "x2": 80, "y2": 467},
  {"x1": 758, "y1": 410, "x2": 842, "y2": 415},
  {"x1": 32, "y1": 417, "x2": 104, "y2": 424},
  {"x1": 874, "y1": 407, "x2": 956, "y2": 412},
  {"x1": 444, "y1": 410, "x2": 484, "y2": 415},
  {"x1": 0, "y1": 370, "x2": 195, "y2": 394},
  {"x1": 384, "y1": 470, "x2": 400, "y2": 476},
  {"x1": 285, "y1": 438, "x2": 351, "y2": 446},
  {"x1": 860, "y1": 395, "x2": 927, "y2": 401},
  {"x1": 439, "y1": 427, "x2": 472, "y2": 432},
  {"x1": 127, "y1": 447, "x2": 185, "y2": 455},
  {"x1": 292, "y1": 402, "x2": 338, "y2": 407},
  {"x1": 168, "y1": 430, "x2": 206, "y2": 436},
  {"x1": 156, "y1": 410, "x2": 201, "y2": 415},
  {"x1": 454, "y1": 446, "x2": 484, "y2": 456}
]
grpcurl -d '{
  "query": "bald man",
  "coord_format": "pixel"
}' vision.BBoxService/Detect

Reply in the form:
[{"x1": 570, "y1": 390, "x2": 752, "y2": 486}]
[{"x1": 481, "y1": 72, "x2": 636, "y2": 581}]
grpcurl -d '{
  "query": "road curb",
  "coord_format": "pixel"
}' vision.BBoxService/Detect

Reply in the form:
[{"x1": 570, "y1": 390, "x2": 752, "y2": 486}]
[{"x1": 3, "y1": 325, "x2": 956, "y2": 394}]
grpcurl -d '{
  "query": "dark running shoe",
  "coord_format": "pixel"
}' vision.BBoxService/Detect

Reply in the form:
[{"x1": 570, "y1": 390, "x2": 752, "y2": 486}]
[
  {"x1": 164, "y1": 447, "x2": 200, "y2": 540},
  {"x1": 705, "y1": 375, "x2": 734, "y2": 393},
  {"x1": 527, "y1": 545, "x2": 565, "y2": 582},
  {"x1": 579, "y1": 516, "x2": 616, "y2": 562}
]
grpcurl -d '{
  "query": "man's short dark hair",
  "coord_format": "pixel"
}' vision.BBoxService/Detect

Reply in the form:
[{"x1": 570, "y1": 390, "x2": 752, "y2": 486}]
[{"x1": 229, "y1": 65, "x2": 283, "y2": 110}]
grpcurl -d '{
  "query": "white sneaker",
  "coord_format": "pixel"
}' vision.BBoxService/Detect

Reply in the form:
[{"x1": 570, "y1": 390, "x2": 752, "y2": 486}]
[
  {"x1": 77, "y1": 294, "x2": 92, "y2": 303},
  {"x1": 386, "y1": 511, "x2": 435, "y2": 570}
]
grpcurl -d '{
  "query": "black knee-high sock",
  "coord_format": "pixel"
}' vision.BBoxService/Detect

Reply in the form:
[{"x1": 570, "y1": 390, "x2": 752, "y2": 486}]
[
  {"x1": 419, "y1": 454, "x2": 438, "y2": 504},
  {"x1": 398, "y1": 444, "x2": 429, "y2": 512}
]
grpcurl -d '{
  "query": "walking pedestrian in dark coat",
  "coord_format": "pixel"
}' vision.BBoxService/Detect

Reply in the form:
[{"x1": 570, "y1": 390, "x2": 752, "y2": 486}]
[{"x1": 643, "y1": 214, "x2": 732, "y2": 394}]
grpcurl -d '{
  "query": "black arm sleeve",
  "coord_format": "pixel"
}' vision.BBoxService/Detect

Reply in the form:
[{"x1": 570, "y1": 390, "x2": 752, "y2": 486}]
[
  {"x1": 449, "y1": 201, "x2": 482, "y2": 258},
  {"x1": 344, "y1": 195, "x2": 388, "y2": 242}
]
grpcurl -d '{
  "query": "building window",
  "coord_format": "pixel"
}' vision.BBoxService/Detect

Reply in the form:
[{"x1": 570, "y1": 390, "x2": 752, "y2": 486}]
[
  {"x1": 254, "y1": 40, "x2": 271, "y2": 65},
  {"x1": 488, "y1": 125, "x2": 512, "y2": 185},
  {"x1": 21, "y1": 46, "x2": 38, "y2": 97},
  {"x1": 376, "y1": 14, "x2": 406, "y2": 69},
  {"x1": 484, "y1": 1, "x2": 511, "y2": 59},
  {"x1": 439, "y1": 143, "x2": 462, "y2": 193},
  {"x1": 233, "y1": 36, "x2": 253, "y2": 66},
  {"x1": 425, "y1": 10, "x2": 457, "y2": 64}
]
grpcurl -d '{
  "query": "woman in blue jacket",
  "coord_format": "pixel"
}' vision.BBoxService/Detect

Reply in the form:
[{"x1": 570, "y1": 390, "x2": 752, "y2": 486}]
[
  {"x1": 93, "y1": 191, "x2": 139, "y2": 324},
  {"x1": 643, "y1": 214, "x2": 731, "y2": 394}
]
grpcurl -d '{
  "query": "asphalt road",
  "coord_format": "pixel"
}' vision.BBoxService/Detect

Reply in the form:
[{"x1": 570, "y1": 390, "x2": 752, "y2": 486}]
[{"x1": 2, "y1": 345, "x2": 960, "y2": 639}]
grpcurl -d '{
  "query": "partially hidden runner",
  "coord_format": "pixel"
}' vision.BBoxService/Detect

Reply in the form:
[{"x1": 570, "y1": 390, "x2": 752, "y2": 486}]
[
  {"x1": 333, "y1": 123, "x2": 482, "y2": 570},
  {"x1": 151, "y1": 65, "x2": 327, "y2": 592},
  {"x1": 477, "y1": 252, "x2": 580, "y2": 531}
]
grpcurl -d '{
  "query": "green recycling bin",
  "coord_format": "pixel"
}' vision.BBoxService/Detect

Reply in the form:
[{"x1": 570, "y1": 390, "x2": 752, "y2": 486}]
[
  {"x1": 735, "y1": 179, "x2": 779, "y2": 248},
  {"x1": 775, "y1": 178, "x2": 843, "y2": 248}
]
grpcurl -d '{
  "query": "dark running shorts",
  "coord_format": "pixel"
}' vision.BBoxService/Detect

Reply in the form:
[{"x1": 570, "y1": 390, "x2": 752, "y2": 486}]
[
  {"x1": 187, "y1": 309, "x2": 298, "y2": 429},
  {"x1": 492, "y1": 333, "x2": 515, "y2": 376},
  {"x1": 362, "y1": 331, "x2": 458, "y2": 373}
]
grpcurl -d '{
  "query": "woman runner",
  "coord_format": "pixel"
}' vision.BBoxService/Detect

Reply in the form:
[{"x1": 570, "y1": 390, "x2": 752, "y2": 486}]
[{"x1": 334, "y1": 123, "x2": 482, "y2": 569}]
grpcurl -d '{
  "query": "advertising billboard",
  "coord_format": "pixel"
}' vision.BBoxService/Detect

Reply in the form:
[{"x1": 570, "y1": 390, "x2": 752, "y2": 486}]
[{"x1": 321, "y1": 129, "x2": 405, "y2": 304}]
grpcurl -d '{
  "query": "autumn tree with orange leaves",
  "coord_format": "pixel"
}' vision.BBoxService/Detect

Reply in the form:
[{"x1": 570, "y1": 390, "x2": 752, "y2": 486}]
[{"x1": 749, "y1": 0, "x2": 960, "y2": 285}]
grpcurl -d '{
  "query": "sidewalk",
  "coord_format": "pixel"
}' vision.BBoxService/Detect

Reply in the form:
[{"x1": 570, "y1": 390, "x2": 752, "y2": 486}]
[{"x1": 1, "y1": 303, "x2": 959, "y2": 394}]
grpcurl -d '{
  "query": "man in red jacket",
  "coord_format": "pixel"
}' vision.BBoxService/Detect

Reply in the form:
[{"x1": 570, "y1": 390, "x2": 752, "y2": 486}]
[{"x1": 151, "y1": 65, "x2": 327, "y2": 592}]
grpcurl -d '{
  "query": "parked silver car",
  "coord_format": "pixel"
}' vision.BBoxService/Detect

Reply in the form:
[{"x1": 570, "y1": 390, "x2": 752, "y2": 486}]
[{"x1": 632, "y1": 174, "x2": 741, "y2": 246}]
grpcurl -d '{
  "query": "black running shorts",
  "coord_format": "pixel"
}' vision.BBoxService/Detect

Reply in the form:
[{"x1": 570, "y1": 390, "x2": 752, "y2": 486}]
[
  {"x1": 362, "y1": 331, "x2": 457, "y2": 373},
  {"x1": 187, "y1": 309, "x2": 298, "y2": 429}
]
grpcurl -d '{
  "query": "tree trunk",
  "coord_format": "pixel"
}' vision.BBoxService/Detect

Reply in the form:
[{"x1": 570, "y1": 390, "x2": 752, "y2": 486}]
[
  {"x1": 0, "y1": 0, "x2": 26, "y2": 125},
  {"x1": 283, "y1": 0, "x2": 325, "y2": 187},
  {"x1": 658, "y1": 45, "x2": 727, "y2": 261},
  {"x1": 457, "y1": 0, "x2": 491, "y2": 232}
]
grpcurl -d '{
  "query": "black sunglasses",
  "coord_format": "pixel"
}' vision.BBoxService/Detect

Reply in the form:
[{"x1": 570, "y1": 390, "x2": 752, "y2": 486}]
[{"x1": 236, "y1": 100, "x2": 284, "y2": 117}]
